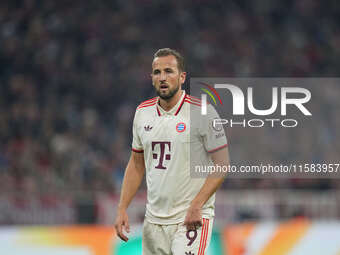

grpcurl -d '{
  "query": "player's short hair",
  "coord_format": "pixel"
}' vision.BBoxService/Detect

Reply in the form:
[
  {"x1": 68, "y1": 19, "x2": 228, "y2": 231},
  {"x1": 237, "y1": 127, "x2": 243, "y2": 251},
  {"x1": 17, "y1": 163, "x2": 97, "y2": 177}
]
[{"x1": 153, "y1": 48, "x2": 185, "y2": 72}]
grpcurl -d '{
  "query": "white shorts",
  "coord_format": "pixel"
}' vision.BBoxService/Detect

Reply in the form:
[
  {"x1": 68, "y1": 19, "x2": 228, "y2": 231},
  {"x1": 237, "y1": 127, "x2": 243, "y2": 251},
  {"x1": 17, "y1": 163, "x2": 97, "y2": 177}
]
[{"x1": 142, "y1": 218, "x2": 213, "y2": 255}]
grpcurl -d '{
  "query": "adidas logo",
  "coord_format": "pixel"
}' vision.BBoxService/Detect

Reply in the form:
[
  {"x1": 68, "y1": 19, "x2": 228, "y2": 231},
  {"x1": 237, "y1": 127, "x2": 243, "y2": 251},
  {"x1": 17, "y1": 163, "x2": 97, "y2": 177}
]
[{"x1": 144, "y1": 125, "x2": 153, "y2": 131}]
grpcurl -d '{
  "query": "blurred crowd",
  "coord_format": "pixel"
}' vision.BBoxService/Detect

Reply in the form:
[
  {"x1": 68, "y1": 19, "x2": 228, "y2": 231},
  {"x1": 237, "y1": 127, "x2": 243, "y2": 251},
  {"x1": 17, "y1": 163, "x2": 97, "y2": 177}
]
[{"x1": 0, "y1": 0, "x2": 339, "y2": 224}]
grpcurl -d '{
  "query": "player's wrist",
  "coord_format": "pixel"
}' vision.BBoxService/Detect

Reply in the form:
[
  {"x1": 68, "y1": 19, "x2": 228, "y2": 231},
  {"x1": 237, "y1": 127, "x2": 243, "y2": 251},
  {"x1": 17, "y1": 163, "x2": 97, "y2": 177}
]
[
  {"x1": 117, "y1": 204, "x2": 128, "y2": 212},
  {"x1": 190, "y1": 200, "x2": 204, "y2": 210}
]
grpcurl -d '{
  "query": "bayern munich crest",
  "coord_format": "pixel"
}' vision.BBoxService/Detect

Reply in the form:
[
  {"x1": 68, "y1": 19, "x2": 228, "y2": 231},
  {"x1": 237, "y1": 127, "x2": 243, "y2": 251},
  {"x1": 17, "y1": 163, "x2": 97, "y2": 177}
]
[{"x1": 176, "y1": 122, "x2": 186, "y2": 132}]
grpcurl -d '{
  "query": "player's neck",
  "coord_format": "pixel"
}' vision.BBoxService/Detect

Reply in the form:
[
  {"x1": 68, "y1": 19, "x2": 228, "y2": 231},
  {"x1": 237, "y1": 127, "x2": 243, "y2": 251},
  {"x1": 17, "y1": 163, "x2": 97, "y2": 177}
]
[{"x1": 159, "y1": 90, "x2": 183, "y2": 112}]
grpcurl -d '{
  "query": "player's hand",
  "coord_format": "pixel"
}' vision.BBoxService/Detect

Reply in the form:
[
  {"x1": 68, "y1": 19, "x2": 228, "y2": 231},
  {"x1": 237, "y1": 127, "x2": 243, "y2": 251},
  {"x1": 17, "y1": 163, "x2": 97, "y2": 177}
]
[
  {"x1": 114, "y1": 209, "x2": 130, "y2": 242},
  {"x1": 184, "y1": 205, "x2": 202, "y2": 231}
]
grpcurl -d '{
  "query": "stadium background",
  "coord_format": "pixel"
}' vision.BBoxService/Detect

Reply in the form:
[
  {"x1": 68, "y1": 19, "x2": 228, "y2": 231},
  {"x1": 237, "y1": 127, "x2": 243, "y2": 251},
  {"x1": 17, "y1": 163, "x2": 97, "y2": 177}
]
[{"x1": 0, "y1": 0, "x2": 340, "y2": 254}]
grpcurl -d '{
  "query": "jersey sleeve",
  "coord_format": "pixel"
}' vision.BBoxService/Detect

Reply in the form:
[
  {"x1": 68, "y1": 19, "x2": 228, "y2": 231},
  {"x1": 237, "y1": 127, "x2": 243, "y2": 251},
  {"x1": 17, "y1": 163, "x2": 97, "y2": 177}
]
[
  {"x1": 199, "y1": 104, "x2": 228, "y2": 153},
  {"x1": 131, "y1": 109, "x2": 144, "y2": 153}
]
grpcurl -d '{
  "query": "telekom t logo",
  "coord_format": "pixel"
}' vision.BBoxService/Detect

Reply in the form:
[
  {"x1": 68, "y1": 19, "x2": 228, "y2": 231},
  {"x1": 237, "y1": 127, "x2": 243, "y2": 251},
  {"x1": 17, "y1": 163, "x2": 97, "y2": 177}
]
[
  {"x1": 152, "y1": 141, "x2": 171, "y2": 169},
  {"x1": 201, "y1": 84, "x2": 312, "y2": 116}
]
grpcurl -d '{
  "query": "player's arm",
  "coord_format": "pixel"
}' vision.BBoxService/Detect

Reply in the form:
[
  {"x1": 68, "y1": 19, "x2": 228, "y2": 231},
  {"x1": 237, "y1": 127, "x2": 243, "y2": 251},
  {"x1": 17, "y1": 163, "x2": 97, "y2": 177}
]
[
  {"x1": 184, "y1": 146, "x2": 230, "y2": 230},
  {"x1": 114, "y1": 151, "x2": 145, "y2": 241}
]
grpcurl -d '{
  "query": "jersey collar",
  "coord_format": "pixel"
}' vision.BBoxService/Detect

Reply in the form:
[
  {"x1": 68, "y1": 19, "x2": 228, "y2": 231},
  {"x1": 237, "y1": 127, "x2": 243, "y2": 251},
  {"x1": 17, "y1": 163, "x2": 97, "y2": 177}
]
[{"x1": 156, "y1": 91, "x2": 186, "y2": 116}]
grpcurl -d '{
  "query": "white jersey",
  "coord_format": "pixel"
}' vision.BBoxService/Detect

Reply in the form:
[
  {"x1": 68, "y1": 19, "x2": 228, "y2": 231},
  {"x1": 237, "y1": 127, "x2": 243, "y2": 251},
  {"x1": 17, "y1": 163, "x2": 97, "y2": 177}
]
[{"x1": 132, "y1": 91, "x2": 227, "y2": 224}]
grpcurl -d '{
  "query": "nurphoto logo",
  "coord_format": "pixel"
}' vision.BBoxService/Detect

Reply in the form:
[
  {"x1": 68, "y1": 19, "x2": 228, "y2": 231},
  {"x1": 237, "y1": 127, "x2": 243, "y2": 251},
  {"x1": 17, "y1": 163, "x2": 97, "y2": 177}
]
[{"x1": 199, "y1": 83, "x2": 312, "y2": 128}]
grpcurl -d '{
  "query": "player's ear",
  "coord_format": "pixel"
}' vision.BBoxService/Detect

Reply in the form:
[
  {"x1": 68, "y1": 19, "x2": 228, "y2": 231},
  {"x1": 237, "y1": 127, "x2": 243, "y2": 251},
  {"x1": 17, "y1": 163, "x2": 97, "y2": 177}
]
[
  {"x1": 151, "y1": 73, "x2": 155, "y2": 86},
  {"x1": 180, "y1": 71, "x2": 187, "y2": 84}
]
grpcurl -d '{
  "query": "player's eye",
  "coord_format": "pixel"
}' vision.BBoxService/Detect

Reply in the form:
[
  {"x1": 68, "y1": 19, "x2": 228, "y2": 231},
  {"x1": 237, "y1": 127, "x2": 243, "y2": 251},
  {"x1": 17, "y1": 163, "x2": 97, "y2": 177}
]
[
  {"x1": 165, "y1": 68, "x2": 173, "y2": 73},
  {"x1": 153, "y1": 70, "x2": 160, "y2": 75}
]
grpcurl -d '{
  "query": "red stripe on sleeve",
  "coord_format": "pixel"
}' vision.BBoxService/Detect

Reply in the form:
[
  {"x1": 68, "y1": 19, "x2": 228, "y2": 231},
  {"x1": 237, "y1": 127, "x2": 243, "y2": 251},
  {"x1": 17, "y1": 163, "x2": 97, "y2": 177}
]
[
  {"x1": 132, "y1": 148, "x2": 144, "y2": 153},
  {"x1": 207, "y1": 144, "x2": 228, "y2": 153}
]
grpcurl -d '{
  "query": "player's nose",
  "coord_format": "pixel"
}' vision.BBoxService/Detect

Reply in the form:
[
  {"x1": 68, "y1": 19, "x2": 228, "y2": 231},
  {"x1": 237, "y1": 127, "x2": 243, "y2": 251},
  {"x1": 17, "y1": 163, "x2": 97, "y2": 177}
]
[{"x1": 160, "y1": 71, "x2": 167, "y2": 81}]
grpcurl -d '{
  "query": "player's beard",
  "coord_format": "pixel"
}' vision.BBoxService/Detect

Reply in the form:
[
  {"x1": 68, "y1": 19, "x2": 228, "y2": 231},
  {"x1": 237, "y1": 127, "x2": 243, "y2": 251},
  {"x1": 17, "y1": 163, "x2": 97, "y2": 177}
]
[{"x1": 156, "y1": 83, "x2": 180, "y2": 100}]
